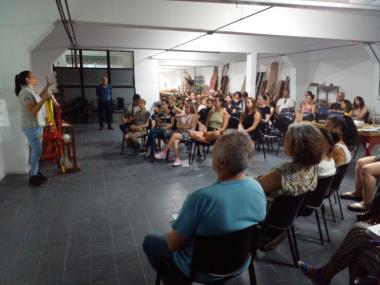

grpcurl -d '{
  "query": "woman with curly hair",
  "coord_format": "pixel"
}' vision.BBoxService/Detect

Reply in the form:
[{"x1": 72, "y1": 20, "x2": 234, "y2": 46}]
[{"x1": 258, "y1": 123, "x2": 324, "y2": 197}]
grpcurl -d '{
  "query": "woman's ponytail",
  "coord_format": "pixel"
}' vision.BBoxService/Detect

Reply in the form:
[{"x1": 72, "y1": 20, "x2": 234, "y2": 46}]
[{"x1": 14, "y1": 70, "x2": 30, "y2": 96}]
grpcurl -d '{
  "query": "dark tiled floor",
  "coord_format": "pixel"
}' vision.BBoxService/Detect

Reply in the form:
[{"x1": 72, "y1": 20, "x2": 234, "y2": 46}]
[{"x1": 0, "y1": 124, "x2": 361, "y2": 285}]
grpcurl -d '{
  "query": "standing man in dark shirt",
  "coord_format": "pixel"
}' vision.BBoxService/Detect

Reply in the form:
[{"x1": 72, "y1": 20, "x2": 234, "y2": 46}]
[{"x1": 96, "y1": 76, "x2": 113, "y2": 130}]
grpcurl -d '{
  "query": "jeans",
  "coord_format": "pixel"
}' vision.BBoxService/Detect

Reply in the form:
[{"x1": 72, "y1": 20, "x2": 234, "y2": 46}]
[
  {"x1": 146, "y1": 128, "x2": 165, "y2": 155},
  {"x1": 98, "y1": 100, "x2": 112, "y2": 128},
  {"x1": 22, "y1": 127, "x2": 43, "y2": 177},
  {"x1": 143, "y1": 232, "x2": 187, "y2": 285},
  {"x1": 143, "y1": 233, "x2": 228, "y2": 285}
]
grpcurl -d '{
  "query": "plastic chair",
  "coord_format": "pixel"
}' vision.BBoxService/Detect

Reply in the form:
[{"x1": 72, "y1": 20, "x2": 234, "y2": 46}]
[
  {"x1": 258, "y1": 193, "x2": 307, "y2": 266},
  {"x1": 298, "y1": 175, "x2": 335, "y2": 245},
  {"x1": 155, "y1": 225, "x2": 260, "y2": 285},
  {"x1": 328, "y1": 164, "x2": 349, "y2": 221}
]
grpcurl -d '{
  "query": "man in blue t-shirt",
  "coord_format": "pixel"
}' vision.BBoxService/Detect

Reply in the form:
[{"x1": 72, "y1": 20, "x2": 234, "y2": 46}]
[
  {"x1": 143, "y1": 130, "x2": 267, "y2": 284},
  {"x1": 96, "y1": 76, "x2": 113, "y2": 130}
]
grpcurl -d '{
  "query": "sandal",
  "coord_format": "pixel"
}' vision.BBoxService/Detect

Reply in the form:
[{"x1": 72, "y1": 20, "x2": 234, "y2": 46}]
[
  {"x1": 298, "y1": 261, "x2": 330, "y2": 285},
  {"x1": 347, "y1": 202, "x2": 370, "y2": 212},
  {"x1": 340, "y1": 192, "x2": 362, "y2": 201}
]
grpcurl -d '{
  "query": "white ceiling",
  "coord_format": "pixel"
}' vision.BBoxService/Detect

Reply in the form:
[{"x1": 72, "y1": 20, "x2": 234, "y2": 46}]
[{"x1": 2, "y1": 0, "x2": 380, "y2": 64}]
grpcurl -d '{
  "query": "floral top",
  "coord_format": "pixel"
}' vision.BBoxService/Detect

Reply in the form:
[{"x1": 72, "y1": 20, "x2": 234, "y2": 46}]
[{"x1": 273, "y1": 162, "x2": 318, "y2": 197}]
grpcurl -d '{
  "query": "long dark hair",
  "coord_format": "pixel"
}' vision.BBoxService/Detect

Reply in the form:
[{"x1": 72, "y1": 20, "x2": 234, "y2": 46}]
[
  {"x1": 353, "y1": 96, "x2": 365, "y2": 110},
  {"x1": 319, "y1": 128, "x2": 335, "y2": 157},
  {"x1": 327, "y1": 115, "x2": 358, "y2": 149},
  {"x1": 15, "y1": 70, "x2": 30, "y2": 96}
]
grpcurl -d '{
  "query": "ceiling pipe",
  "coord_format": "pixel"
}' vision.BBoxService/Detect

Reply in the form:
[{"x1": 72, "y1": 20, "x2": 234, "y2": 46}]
[
  {"x1": 149, "y1": 5, "x2": 273, "y2": 59},
  {"x1": 168, "y1": 0, "x2": 380, "y2": 12},
  {"x1": 55, "y1": 0, "x2": 78, "y2": 48}
]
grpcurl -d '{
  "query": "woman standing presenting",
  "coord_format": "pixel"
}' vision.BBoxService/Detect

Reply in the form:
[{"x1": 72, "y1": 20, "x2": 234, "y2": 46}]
[{"x1": 15, "y1": 70, "x2": 52, "y2": 186}]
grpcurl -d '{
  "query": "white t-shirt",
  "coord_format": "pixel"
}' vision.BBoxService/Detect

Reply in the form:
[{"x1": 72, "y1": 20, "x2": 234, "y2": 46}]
[
  {"x1": 318, "y1": 158, "x2": 336, "y2": 178},
  {"x1": 277, "y1": 98, "x2": 295, "y2": 113},
  {"x1": 336, "y1": 143, "x2": 352, "y2": 165}
]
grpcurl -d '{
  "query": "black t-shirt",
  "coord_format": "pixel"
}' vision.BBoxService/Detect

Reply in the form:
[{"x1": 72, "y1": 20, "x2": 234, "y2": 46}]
[
  {"x1": 152, "y1": 111, "x2": 174, "y2": 128},
  {"x1": 258, "y1": 106, "x2": 270, "y2": 119},
  {"x1": 330, "y1": 102, "x2": 342, "y2": 111},
  {"x1": 198, "y1": 107, "x2": 211, "y2": 124}
]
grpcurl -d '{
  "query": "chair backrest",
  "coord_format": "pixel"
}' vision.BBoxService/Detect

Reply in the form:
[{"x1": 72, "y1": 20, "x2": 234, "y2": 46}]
[
  {"x1": 258, "y1": 194, "x2": 307, "y2": 251},
  {"x1": 116, "y1": 97, "x2": 124, "y2": 109},
  {"x1": 191, "y1": 225, "x2": 259, "y2": 276},
  {"x1": 264, "y1": 194, "x2": 307, "y2": 230},
  {"x1": 277, "y1": 114, "x2": 295, "y2": 132},
  {"x1": 330, "y1": 164, "x2": 349, "y2": 192},
  {"x1": 299, "y1": 175, "x2": 335, "y2": 215}
]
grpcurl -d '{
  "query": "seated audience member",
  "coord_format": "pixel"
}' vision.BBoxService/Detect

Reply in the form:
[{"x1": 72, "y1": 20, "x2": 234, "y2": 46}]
[
  {"x1": 167, "y1": 94, "x2": 176, "y2": 110},
  {"x1": 299, "y1": 222, "x2": 380, "y2": 285},
  {"x1": 341, "y1": 99, "x2": 353, "y2": 116},
  {"x1": 143, "y1": 131, "x2": 267, "y2": 285},
  {"x1": 329, "y1": 92, "x2": 351, "y2": 114},
  {"x1": 189, "y1": 95, "x2": 229, "y2": 144},
  {"x1": 326, "y1": 115, "x2": 358, "y2": 166},
  {"x1": 357, "y1": 182, "x2": 380, "y2": 222},
  {"x1": 189, "y1": 92, "x2": 196, "y2": 105},
  {"x1": 257, "y1": 94, "x2": 271, "y2": 127},
  {"x1": 145, "y1": 100, "x2": 175, "y2": 160},
  {"x1": 239, "y1": 97, "x2": 262, "y2": 141},
  {"x1": 198, "y1": 97, "x2": 213, "y2": 127},
  {"x1": 155, "y1": 102, "x2": 198, "y2": 166},
  {"x1": 233, "y1": 91, "x2": 243, "y2": 110},
  {"x1": 119, "y1": 94, "x2": 140, "y2": 133},
  {"x1": 318, "y1": 129, "x2": 336, "y2": 178},
  {"x1": 225, "y1": 94, "x2": 240, "y2": 115},
  {"x1": 258, "y1": 123, "x2": 324, "y2": 197},
  {"x1": 296, "y1": 92, "x2": 316, "y2": 122},
  {"x1": 276, "y1": 89, "x2": 295, "y2": 115},
  {"x1": 124, "y1": 99, "x2": 150, "y2": 151},
  {"x1": 340, "y1": 155, "x2": 380, "y2": 212},
  {"x1": 195, "y1": 94, "x2": 205, "y2": 112},
  {"x1": 352, "y1": 96, "x2": 369, "y2": 121}
]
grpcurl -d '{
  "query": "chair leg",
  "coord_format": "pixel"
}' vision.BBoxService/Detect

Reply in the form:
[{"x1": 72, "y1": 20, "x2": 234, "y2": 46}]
[
  {"x1": 190, "y1": 143, "x2": 197, "y2": 165},
  {"x1": 276, "y1": 134, "x2": 283, "y2": 156},
  {"x1": 328, "y1": 197, "x2": 336, "y2": 222},
  {"x1": 286, "y1": 229, "x2": 298, "y2": 267},
  {"x1": 248, "y1": 262, "x2": 258, "y2": 285},
  {"x1": 121, "y1": 137, "x2": 125, "y2": 154},
  {"x1": 290, "y1": 225, "x2": 300, "y2": 261},
  {"x1": 336, "y1": 194, "x2": 344, "y2": 219},
  {"x1": 203, "y1": 146, "x2": 207, "y2": 160},
  {"x1": 321, "y1": 205, "x2": 331, "y2": 242},
  {"x1": 261, "y1": 138, "x2": 266, "y2": 159},
  {"x1": 314, "y1": 210, "x2": 324, "y2": 246}
]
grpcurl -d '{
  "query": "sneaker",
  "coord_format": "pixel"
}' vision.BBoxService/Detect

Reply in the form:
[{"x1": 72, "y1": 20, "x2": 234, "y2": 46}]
[
  {"x1": 37, "y1": 171, "x2": 48, "y2": 181},
  {"x1": 29, "y1": 175, "x2": 45, "y2": 187},
  {"x1": 172, "y1": 159, "x2": 182, "y2": 167},
  {"x1": 108, "y1": 126, "x2": 114, "y2": 130},
  {"x1": 154, "y1": 151, "x2": 167, "y2": 160}
]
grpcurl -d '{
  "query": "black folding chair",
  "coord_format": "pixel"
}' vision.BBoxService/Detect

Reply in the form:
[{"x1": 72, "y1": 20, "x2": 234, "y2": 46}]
[
  {"x1": 328, "y1": 164, "x2": 349, "y2": 221},
  {"x1": 274, "y1": 113, "x2": 295, "y2": 155},
  {"x1": 155, "y1": 225, "x2": 260, "y2": 285},
  {"x1": 258, "y1": 193, "x2": 307, "y2": 266},
  {"x1": 298, "y1": 175, "x2": 335, "y2": 245}
]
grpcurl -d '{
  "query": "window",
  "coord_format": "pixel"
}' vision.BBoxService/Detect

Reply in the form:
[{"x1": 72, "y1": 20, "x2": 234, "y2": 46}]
[
  {"x1": 109, "y1": 51, "x2": 133, "y2": 69},
  {"x1": 81, "y1": 50, "x2": 107, "y2": 68}
]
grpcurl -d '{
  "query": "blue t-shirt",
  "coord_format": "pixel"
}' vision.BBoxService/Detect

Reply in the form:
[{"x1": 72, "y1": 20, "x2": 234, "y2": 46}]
[
  {"x1": 172, "y1": 177, "x2": 266, "y2": 278},
  {"x1": 96, "y1": 85, "x2": 112, "y2": 101}
]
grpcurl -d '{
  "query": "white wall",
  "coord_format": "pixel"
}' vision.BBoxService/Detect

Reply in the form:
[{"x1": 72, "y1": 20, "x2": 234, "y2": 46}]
[
  {"x1": 228, "y1": 61, "x2": 247, "y2": 94},
  {"x1": 307, "y1": 44, "x2": 380, "y2": 115},
  {"x1": 134, "y1": 50, "x2": 159, "y2": 110},
  {"x1": 0, "y1": 24, "x2": 55, "y2": 180},
  {"x1": 257, "y1": 44, "x2": 380, "y2": 119}
]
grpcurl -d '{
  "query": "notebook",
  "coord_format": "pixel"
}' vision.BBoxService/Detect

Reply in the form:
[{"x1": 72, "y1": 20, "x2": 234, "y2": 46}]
[{"x1": 366, "y1": 224, "x2": 380, "y2": 239}]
